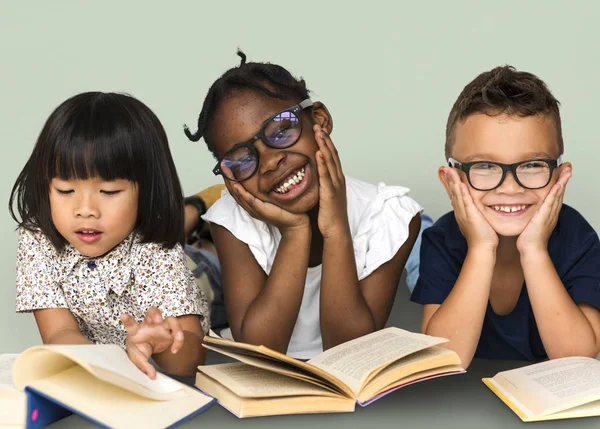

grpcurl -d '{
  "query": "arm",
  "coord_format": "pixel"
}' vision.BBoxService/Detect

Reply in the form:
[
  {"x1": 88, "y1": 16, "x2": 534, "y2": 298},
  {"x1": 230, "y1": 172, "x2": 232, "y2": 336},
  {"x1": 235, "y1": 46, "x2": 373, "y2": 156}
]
[
  {"x1": 419, "y1": 167, "x2": 499, "y2": 368},
  {"x1": 124, "y1": 243, "x2": 211, "y2": 378},
  {"x1": 211, "y1": 222, "x2": 311, "y2": 353},
  {"x1": 421, "y1": 246, "x2": 496, "y2": 367},
  {"x1": 16, "y1": 229, "x2": 90, "y2": 345},
  {"x1": 184, "y1": 185, "x2": 226, "y2": 239},
  {"x1": 522, "y1": 251, "x2": 600, "y2": 358},
  {"x1": 151, "y1": 315, "x2": 206, "y2": 377},
  {"x1": 320, "y1": 214, "x2": 421, "y2": 349},
  {"x1": 516, "y1": 165, "x2": 600, "y2": 358},
  {"x1": 34, "y1": 308, "x2": 91, "y2": 345}
]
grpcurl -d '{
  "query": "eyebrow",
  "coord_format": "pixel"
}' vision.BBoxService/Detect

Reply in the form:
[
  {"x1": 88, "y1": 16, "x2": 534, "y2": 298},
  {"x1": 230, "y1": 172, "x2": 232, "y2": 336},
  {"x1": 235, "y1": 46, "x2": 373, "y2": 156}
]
[{"x1": 461, "y1": 152, "x2": 555, "y2": 162}]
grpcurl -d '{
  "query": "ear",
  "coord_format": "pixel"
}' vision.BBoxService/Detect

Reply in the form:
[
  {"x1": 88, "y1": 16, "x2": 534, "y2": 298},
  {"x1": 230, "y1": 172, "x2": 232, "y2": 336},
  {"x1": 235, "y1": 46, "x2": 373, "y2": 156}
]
[
  {"x1": 438, "y1": 166, "x2": 453, "y2": 200},
  {"x1": 311, "y1": 102, "x2": 333, "y2": 134}
]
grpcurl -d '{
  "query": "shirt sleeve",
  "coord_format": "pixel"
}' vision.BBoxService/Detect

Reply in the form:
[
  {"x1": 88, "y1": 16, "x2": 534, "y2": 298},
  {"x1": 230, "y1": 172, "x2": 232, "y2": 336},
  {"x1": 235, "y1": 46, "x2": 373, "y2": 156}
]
[
  {"x1": 354, "y1": 184, "x2": 422, "y2": 281},
  {"x1": 563, "y1": 234, "x2": 600, "y2": 311},
  {"x1": 135, "y1": 242, "x2": 211, "y2": 334},
  {"x1": 15, "y1": 228, "x2": 68, "y2": 312},
  {"x1": 410, "y1": 224, "x2": 464, "y2": 305}
]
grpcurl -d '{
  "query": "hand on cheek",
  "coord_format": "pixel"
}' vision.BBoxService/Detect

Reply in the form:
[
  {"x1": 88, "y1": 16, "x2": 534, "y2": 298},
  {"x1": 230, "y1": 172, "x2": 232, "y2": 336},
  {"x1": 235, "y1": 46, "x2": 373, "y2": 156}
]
[
  {"x1": 443, "y1": 167, "x2": 498, "y2": 250},
  {"x1": 224, "y1": 172, "x2": 309, "y2": 234},
  {"x1": 314, "y1": 125, "x2": 349, "y2": 239},
  {"x1": 517, "y1": 166, "x2": 572, "y2": 255}
]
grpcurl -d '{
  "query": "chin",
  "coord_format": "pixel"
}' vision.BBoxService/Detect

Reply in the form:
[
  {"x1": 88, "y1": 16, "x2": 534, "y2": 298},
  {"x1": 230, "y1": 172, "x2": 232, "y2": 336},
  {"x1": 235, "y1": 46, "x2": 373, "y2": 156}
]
[
  {"x1": 488, "y1": 221, "x2": 528, "y2": 238},
  {"x1": 271, "y1": 188, "x2": 319, "y2": 214}
]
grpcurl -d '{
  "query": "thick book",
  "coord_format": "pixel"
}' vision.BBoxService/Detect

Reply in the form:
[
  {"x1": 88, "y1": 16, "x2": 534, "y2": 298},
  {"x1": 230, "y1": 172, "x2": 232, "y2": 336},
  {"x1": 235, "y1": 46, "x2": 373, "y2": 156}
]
[
  {"x1": 483, "y1": 356, "x2": 600, "y2": 422},
  {"x1": 0, "y1": 345, "x2": 215, "y2": 429},
  {"x1": 195, "y1": 327, "x2": 464, "y2": 417}
]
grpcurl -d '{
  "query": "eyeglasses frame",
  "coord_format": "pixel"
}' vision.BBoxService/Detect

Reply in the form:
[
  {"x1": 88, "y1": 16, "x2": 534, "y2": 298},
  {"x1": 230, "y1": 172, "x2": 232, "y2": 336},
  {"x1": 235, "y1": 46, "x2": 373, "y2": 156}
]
[
  {"x1": 447, "y1": 155, "x2": 563, "y2": 191},
  {"x1": 212, "y1": 98, "x2": 314, "y2": 182}
]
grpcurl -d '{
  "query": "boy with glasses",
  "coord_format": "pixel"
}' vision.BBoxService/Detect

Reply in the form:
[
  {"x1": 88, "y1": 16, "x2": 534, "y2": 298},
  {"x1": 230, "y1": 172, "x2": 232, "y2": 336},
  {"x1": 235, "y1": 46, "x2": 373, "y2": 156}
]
[{"x1": 411, "y1": 66, "x2": 600, "y2": 368}]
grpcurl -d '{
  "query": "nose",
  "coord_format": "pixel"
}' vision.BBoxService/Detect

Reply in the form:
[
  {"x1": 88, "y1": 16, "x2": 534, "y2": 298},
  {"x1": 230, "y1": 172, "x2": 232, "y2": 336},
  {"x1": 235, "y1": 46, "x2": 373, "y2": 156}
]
[
  {"x1": 256, "y1": 140, "x2": 286, "y2": 175},
  {"x1": 74, "y1": 193, "x2": 100, "y2": 218},
  {"x1": 496, "y1": 171, "x2": 524, "y2": 194}
]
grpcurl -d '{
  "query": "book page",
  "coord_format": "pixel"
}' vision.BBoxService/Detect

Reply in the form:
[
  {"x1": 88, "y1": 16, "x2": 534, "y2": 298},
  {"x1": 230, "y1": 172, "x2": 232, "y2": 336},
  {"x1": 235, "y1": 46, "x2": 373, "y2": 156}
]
[
  {"x1": 498, "y1": 357, "x2": 600, "y2": 416},
  {"x1": 357, "y1": 346, "x2": 462, "y2": 402},
  {"x1": 29, "y1": 365, "x2": 213, "y2": 429},
  {"x1": 308, "y1": 327, "x2": 448, "y2": 394},
  {"x1": 198, "y1": 363, "x2": 340, "y2": 398},
  {"x1": 203, "y1": 334, "x2": 354, "y2": 397},
  {"x1": 203, "y1": 344, "x2": 342, "y2": 394},
  {"x1": 0, "y1": 354, "x2": 19, "y2": 390},
  {"x1": 14, "y1": 345, "x2": 183, "y2": 399}
]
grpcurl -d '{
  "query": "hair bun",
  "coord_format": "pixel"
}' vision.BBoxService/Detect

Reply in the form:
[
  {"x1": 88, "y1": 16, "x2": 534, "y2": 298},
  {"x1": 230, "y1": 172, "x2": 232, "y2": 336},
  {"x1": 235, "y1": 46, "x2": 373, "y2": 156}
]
[{"x1": 236, "y1": 49, "x2": 247, "y2": 67}]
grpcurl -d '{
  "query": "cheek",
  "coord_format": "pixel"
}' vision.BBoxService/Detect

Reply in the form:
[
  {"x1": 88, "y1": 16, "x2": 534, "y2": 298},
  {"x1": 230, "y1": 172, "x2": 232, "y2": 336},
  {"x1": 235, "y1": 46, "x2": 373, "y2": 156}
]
[
  {"x1": 532, "y1": 188, "x2": 551, "y2": 203},
  {"x1": 469, "y1": 189, "x2": 488, "y2": 206}
]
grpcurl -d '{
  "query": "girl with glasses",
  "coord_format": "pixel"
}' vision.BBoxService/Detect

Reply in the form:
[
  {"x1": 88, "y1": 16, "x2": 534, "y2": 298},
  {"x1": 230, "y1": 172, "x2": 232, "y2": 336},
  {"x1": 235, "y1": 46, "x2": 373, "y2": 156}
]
[{"x1": 184, "y1": 51, "x2": 422, "y2": 358}]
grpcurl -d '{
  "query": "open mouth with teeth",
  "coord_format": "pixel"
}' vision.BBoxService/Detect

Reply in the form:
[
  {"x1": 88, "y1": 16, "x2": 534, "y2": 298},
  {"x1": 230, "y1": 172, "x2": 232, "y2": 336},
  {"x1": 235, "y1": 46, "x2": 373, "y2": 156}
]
[
  {"x1": 273, "y1": 167, "x2": 306, "y2": 194},
  {"x1": 489, "y1": 204, "x2": 531, "y2": 214},
  {"x1": 75, "y1": 229, "x2": 103, "y2": 243}
]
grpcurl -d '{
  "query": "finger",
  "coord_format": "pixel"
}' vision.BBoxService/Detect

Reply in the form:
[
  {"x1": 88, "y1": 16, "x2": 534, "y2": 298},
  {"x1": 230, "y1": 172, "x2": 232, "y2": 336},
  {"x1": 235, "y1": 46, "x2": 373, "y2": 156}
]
[
  {"x1": 551, "y1": 182, "x2": 566, "y2": 219},
  {"x1": 534, "y1": 183, "x2": 560, "y2": 223},
  {"x1": 128, "y1": 347, "x2": 157, "y2": 379},
  {"x1": 120, "y1": 314, "x2": 139, "y2": 335},
  {"x1": 314, "y1": 129, "x2": 340, "y2": 186},
  {"x1": 446, "y1": 170, "x2": 466, "y2": 219},
  {"x1": 164, "y1": 317, "x2": 185, "y2": 354},
  {"x1": 144, "y1": 311, "x2": 157, "y2": 325},
  {"x1": 558, "y1": 167, "x2": 572, "y2": 188},
  {"x1": 317, "y1": 126, "x2": 343, "y2": 178},
  {"x1": 316, "y1": 151, "x2": 335, "y2": 195},
  {"x1": 146, "y1": 306, "x2": 164, "y2": 325},
  {"x1": 228, "y1": 183, "x2": 262, "y2": 219}
]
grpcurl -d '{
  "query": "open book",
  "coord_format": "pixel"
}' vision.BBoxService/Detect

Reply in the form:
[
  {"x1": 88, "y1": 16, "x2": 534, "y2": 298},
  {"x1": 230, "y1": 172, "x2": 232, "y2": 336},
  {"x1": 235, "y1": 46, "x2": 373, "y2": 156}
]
[
  {"x1": 483, "y1": 356, "x2": 600, "y2": 422},
  {"x1": 0, "y1": 354, "x2": 24, "y2": 428},
  {"x1": 1, "y1": 345, "x2": 214, "y2": 429},
  {"x1": 196, "y1": 327, "x2": 464, "y2": 417}
]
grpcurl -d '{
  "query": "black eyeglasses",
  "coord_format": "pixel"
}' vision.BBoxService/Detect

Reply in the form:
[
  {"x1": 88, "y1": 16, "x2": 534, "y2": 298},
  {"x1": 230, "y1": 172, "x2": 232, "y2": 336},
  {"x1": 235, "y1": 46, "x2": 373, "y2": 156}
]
[
  {"x1": 448, "y1": 156, "x2": 563, "y2": 191},
  {"x1": 213, "y1": 99, "x2": 313, "y2": 182}
]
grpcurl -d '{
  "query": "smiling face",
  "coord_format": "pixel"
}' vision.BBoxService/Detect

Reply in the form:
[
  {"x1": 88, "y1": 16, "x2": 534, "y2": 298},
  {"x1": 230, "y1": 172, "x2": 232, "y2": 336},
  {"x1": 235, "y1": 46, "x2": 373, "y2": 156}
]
[
  {"x1": 209, "y1": 90, "x2": 332, "y2": 214},
  {"x1": 445, "y1": 113, "x2": 568, "y2": 237}
]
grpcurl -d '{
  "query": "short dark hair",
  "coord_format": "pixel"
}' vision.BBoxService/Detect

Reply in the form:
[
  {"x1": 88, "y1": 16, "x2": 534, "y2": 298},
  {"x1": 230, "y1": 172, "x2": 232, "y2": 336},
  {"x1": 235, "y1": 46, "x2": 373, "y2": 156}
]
[
  {"x1": 9, "y1": 92, "x2": 185, "y2": 250},
  {"x1": 445, "y1": 65, "x2": 563, "y2": 159},
  {"x1": 183, "y1": 50, "x2": 311, "y2": 156}
]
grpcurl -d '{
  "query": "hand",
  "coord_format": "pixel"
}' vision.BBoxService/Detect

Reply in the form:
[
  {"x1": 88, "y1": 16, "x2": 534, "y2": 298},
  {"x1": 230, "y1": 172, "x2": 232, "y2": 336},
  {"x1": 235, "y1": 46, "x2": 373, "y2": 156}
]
[
  {"x1": 314, "y1": 125, "x2": 350, "y2": 239},
  {"x1": 121, "y1": 307, "x2": 184, "y2": 379},
  {"x1": 222, "y1": 164, "x2": 309, "y2": 234},
  {"x1": 517, "y1": 166, "x2": 572, "y2": 255},
  {"x1": 443, "y1": 167, "x2": 498, "y2": 250}
]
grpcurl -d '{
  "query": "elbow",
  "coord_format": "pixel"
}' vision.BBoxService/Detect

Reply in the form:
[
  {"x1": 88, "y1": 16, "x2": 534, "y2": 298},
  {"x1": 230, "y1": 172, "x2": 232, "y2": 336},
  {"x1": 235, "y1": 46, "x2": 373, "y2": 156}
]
[
  {"x1": 546, "y1": 344, "x2": 600, "y2": 360},
  {"x1": 456, "y1": 350, "x2": 473, "y2": 369}
]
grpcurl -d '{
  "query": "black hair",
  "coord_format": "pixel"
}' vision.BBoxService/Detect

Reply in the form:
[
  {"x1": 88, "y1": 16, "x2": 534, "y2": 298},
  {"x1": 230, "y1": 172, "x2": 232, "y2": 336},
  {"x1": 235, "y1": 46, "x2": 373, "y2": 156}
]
[
  {"x1": 183, "y1": 50, "x2": 311, "y2": 156},
  {"x1": 9, "y1": 91, "x2": 185, "y2": 250}
]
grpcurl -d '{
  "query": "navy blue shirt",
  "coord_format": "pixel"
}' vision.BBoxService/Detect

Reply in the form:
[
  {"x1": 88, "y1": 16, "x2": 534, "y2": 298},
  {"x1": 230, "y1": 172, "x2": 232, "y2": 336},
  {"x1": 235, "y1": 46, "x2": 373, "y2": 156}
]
[{"x1": 411, "y1": 205, "x2": 600, "y2": 361}]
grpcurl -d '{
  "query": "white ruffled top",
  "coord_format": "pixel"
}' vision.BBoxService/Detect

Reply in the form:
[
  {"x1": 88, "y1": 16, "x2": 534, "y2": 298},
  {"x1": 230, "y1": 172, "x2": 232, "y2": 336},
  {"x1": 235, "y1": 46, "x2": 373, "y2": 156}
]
[{"x1": 203, "y1": 176, "x2": 422, "y2": 359}]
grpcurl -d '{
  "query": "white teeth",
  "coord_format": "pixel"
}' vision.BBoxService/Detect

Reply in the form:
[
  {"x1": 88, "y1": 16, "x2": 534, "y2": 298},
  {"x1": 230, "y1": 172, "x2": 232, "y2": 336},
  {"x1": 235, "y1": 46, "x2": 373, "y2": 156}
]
[
  {"x1": 274, "y1": 167, "x2": 306, "y2": 194},
  {"x1": 492, "y1": 205, "x2": 527, "y2": 213}
]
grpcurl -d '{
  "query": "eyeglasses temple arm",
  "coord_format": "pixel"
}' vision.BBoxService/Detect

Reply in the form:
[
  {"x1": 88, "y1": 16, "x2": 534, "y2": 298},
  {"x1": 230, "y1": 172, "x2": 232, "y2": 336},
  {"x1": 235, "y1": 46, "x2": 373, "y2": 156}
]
[{"x1": 299, "y1": 99, "x2": 313, "y2": 109}]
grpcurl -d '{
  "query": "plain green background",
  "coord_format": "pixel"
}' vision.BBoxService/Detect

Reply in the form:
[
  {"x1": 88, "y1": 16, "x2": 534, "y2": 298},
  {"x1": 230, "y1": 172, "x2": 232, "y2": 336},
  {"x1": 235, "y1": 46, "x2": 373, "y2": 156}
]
[{"x1": 1, "y1": 1, "x2": 599, "y2": 353}]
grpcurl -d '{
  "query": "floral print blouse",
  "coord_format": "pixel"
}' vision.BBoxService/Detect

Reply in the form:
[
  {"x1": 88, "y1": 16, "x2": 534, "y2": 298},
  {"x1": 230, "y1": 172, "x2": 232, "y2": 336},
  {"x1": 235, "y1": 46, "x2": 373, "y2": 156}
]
[{"x1": 15, "y1": 228, "x2": 210, "y2": 348}]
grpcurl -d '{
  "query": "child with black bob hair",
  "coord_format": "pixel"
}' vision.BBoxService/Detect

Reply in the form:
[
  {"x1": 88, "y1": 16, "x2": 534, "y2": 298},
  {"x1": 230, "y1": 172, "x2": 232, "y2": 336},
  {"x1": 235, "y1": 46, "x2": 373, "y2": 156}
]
[{"x1": 10, "y1": 91, "x2": 210, "y2": 379}]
